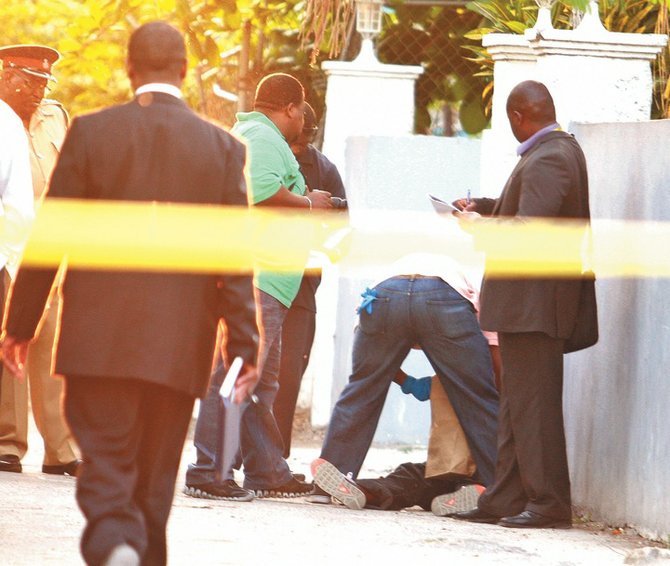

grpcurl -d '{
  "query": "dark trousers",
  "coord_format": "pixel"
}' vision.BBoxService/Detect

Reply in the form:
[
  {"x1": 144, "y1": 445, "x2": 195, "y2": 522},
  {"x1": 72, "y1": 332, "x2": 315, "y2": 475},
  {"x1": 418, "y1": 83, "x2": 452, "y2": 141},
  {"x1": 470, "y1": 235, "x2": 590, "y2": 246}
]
[
  {"x1": 185, "y1": 358, "x2": 233, "y2": 484},
  {"x1": 240, "y1": 291, "x2": 292, "y2": 489},
  {"x1": 64, "y1": 376, "x2": 194, "y2": 566},
  {"x1": 274, "y1": 304, "x2": 316, "y2": 458},
  {"x1": 357, "y1": 462, "x2": 464, "y2": 511},
  {"x1": 477, "y1": 331, "x2": 572, "y2": 520}
]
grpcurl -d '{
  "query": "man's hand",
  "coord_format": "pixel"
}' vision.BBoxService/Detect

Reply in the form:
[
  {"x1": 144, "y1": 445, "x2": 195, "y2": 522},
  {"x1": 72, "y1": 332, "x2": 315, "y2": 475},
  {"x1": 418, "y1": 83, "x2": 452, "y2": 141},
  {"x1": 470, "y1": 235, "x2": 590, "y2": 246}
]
[
  {"x1": 452, "y1": 198, "x2": 478, "y2": 212},
  {"x1": 233, "y1": 361, "x2": 259, "y2": 405},
  {"x1": 1, "y1": 335, "x2": 30, "y2": 381},
  {"x1": 308, "y1": 189, "x2": 334, "y2": 209}
]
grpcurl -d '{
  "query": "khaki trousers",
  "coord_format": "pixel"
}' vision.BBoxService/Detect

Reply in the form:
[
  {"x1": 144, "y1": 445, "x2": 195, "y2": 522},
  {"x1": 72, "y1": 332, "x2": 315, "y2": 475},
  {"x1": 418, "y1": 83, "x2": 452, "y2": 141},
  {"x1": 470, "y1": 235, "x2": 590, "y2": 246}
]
[{"x1": 0, "y1": 275, "x2": 78, "y2": 466}]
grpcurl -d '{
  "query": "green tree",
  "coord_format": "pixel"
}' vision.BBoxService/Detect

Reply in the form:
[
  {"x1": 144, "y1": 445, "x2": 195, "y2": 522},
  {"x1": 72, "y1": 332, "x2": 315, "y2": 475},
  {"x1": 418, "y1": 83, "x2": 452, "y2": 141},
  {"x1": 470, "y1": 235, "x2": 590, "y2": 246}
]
[
  {"x1": 0, "y1": 0, "x2": 326, "y2": 125},
  {"x1": 301, "y1": 0, "x2": 668, "y2": 133}
]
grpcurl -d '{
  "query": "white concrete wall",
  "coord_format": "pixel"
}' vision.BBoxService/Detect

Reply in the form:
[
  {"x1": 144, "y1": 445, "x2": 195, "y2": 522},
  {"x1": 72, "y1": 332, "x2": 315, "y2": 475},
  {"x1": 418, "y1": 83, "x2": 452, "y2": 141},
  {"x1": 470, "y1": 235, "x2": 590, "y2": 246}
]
[
  {"x1": 565, "y1": 120, "x2": 670, "y2": 540},
  {"x1": 321, "y1": 61, "x2": 423, "y2": 180},
  {"x1": 479, "y1": 28, "x2": 666, "y2": 196}
]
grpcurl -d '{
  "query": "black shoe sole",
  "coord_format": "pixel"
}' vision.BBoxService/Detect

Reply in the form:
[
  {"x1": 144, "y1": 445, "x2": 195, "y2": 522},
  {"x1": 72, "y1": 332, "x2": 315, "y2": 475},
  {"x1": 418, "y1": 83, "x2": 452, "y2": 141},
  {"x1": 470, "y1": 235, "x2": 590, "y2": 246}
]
[
  {"x1": 183, "y1": 485, "x2": 254, "y2": 502},
  {"x1": 252, "y1": 487, "x2": 314, "y2": 498},
  {"x1": 498, "y1": 519, "x2": 572, "y2": 529},
  {"x1": 449, "y1": 511, "x2": 500, "y2": 524}
]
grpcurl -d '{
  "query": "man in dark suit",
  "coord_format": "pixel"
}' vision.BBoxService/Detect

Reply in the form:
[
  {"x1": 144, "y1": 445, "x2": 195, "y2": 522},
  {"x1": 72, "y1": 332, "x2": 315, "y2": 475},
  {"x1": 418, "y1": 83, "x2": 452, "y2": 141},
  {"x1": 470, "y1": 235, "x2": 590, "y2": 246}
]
[
  {"x1": 1, "y1": 22, "x2": 258, "y2": 566},
  {"x1": 451, "y1": 80, "x2": 591, "y2": 529}
]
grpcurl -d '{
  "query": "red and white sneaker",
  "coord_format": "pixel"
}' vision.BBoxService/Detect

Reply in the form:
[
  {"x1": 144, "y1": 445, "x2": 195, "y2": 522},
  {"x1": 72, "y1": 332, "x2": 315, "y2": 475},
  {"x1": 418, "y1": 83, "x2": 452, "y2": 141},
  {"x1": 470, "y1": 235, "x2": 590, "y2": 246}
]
[
  {"x1": 310, "y1": 458, "x2": 366, "y2": 510},
  {"x1": 431, "y1": 484, "x2": 485, "y2": 517}
]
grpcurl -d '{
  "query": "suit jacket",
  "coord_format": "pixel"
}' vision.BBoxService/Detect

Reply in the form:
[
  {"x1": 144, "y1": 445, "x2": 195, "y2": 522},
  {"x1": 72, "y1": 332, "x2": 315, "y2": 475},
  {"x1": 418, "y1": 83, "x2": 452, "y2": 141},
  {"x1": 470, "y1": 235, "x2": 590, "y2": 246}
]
[
  {"x1": 479, "y1": 130, "x2": 590, "y2": 338},
  {"x1": 5, "y1": 92, "x2": 258, "y2": 398}
]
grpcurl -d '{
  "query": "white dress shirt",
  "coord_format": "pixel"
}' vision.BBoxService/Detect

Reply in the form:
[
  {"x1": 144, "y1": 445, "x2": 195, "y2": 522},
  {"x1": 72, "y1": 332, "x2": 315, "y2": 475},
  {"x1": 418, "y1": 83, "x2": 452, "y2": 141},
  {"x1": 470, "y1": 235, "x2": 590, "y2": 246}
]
[
  {"x1": 135, "y1": 83, "x2": 182, "y2": 99},
  {"x1": 0, "y1": 99, "x2": 34, "y2": 277}
]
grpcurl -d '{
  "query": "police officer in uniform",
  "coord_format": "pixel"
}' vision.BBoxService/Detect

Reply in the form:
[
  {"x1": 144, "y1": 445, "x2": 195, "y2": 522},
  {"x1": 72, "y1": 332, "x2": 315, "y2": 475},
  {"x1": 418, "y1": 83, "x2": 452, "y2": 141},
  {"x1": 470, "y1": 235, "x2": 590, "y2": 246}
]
[{"x1": 0, "y1": 44, "x2": 79, "y2": 475}]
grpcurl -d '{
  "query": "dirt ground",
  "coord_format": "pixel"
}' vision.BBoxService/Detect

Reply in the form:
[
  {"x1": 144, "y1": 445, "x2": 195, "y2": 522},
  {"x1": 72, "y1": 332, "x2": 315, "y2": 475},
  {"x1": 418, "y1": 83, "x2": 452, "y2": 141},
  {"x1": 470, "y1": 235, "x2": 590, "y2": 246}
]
[
  {"x1": 2, "y1": 407, "x2": 668, "y2": 565},
  {"x1": 288, "y1": 407, "x2": 668, "y2": 552},
  {"x1": 290, "y1": 406, "x2": 326, "y2": 447}
]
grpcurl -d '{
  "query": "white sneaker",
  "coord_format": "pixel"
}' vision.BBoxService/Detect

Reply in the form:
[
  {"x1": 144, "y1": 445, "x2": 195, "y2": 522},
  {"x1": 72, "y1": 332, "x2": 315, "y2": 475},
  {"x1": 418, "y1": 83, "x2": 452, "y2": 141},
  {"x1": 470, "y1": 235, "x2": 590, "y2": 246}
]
[
  {"x1": 310, "y1": 458, "x2": 366, "y2": 510},
  {"x1": 103, "y1": 544, "x2": 140, "y2": 566},
  {"x1": 306, "y1": 488, "x2": 332, "y2": 505},
  {"x1": 431, "y1": 484, "x2": 485, "y2": 517}
]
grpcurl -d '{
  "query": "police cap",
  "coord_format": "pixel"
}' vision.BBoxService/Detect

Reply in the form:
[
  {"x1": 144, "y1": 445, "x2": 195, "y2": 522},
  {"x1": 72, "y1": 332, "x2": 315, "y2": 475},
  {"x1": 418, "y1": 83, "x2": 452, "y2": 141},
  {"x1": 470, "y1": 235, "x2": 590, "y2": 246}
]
[{"x1": 0, "y1": 44, "x2": 60, "y2": 81}]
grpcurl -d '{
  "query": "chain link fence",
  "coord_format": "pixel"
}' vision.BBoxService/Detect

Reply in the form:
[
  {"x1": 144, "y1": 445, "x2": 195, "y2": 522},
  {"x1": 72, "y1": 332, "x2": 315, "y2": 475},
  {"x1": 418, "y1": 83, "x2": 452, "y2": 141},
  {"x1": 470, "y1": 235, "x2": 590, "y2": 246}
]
[
  {"x1": 375, "y1": 2, "x2": 489, "y2": 136},
  {"x1": 200, "y1": 2, "x2": 488, "y2": 136}
]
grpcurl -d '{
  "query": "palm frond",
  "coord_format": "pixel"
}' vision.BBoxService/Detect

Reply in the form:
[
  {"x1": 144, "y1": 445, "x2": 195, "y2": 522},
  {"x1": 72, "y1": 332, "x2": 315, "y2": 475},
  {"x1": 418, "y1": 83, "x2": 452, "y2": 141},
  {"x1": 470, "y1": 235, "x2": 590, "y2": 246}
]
[{"x1": 300, "y1": 0, "x2": 355, "y2": 62}]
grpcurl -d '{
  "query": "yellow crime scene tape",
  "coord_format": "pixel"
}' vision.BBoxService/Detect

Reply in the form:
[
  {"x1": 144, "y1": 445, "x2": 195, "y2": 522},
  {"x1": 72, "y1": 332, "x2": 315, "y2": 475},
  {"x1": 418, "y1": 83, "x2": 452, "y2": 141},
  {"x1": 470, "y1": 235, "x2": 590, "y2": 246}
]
[{"x1": 8, "y1": 199, "x2": 670, "y2": 278}]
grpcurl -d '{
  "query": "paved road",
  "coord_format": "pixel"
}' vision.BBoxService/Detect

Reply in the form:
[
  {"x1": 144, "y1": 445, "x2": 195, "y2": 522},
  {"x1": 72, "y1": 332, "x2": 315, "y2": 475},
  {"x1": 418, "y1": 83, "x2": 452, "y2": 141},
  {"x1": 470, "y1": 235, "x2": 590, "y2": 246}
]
[{"x1": 1, "y1": 432, "x2": 664, "y2": 565}]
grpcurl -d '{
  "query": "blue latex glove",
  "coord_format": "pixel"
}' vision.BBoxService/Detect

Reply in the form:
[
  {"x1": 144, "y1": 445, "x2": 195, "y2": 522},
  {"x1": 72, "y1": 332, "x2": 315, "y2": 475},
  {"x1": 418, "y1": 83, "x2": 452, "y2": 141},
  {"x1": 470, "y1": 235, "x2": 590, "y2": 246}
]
[
  {"x1": 357, "y1": 287, "x2": 378, "y2": 315},
  {"x1": 400, "y1": 375, "x2": 432, "y2": 402}
]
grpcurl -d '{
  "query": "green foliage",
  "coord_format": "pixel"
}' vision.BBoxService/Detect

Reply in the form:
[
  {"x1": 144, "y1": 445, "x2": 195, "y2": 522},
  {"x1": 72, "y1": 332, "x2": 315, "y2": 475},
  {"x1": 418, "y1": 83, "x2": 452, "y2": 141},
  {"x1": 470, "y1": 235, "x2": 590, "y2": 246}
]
[
  {"x1": 466, "y1": 0, "x2": 670, "y2": 120},
  {"x1": 0, "y1": 0, "x2": 322, "y2": 125},
  {"x1": 374, "y1": 4, "x2": 488, "y2": 133},
  {"x1": 3, "y1": 0, "x2": 667, "y2": 133}
]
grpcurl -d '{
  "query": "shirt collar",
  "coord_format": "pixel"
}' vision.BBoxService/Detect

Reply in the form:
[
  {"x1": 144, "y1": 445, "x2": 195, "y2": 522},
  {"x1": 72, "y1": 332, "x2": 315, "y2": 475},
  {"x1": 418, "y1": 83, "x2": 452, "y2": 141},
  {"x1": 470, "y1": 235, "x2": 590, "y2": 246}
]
[
  {"x1": 235, "y1": 111, "x2": 286, "y2": 141},
  {"x1": 135, "y1": 83, "x2": 182, "y2": 99},
  {"x1": 517, "y1": 122, "x2": 561, "y2": 156}
]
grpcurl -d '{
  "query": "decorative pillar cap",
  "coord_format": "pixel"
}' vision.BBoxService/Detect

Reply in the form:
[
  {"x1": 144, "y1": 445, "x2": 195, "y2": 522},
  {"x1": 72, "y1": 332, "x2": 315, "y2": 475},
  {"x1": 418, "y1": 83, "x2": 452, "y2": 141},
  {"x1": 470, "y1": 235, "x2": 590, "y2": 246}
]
[
  {"x1": 322, "y1": 59, "x2": 424, "y2": 79},
  {"x1": 528, "y1": 29, "x2": 668, "y2": 61}
]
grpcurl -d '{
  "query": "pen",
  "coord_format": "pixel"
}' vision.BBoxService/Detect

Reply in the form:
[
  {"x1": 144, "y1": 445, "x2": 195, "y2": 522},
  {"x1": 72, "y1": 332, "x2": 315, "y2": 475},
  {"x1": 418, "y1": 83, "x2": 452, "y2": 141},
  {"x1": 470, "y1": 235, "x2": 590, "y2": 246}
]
[{"x1": 466, "y1": 189, "x2": 471, "y2": 205}]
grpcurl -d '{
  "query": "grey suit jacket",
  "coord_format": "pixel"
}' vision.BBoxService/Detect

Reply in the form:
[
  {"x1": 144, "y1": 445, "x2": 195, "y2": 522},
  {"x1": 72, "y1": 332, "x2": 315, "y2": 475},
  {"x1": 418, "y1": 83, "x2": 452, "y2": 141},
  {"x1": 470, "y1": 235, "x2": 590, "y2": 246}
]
[
  {"x1": 479, "y1": 130, "x2": 590, "y2": 338},
  {"x1": 5, "y1": 92, "x2": 258, "y2": 398}
]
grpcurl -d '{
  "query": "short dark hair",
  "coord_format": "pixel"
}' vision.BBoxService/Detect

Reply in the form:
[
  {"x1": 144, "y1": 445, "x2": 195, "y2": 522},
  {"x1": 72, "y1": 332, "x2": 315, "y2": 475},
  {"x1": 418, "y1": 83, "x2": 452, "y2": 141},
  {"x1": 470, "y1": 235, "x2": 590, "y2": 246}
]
[
  {"x1": 303, "y1": 102, "x2": 317, "y2": 130},
  {"x1": 507, "y1": 80, "x2": 556, "y2": 124},
  {"x1": 128, "y1": 21, "x2": 186, "y2": 75},
  {"x1": 254, "y1": 73, "x2": 304, "y2": 111}
]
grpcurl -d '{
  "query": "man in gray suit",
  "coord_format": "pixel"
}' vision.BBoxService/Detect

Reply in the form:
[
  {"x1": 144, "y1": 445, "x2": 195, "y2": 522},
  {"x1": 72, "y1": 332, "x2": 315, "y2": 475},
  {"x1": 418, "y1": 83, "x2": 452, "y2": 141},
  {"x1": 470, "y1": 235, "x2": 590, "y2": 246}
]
[
  {"x1": 451, "y1": 80, "x2": 591, "y2": 529},
  {"x1": 1, "y1": 22, "x2": 258, "y2": 566}
]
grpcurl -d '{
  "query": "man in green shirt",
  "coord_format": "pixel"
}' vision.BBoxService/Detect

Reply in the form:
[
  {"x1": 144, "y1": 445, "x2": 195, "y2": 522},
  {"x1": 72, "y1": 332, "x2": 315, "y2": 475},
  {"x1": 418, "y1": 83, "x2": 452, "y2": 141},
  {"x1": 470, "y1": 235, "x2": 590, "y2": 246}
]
[
  {"x1": 233, "y1": 82, "x2": 331, "y2": 305},
  {"x1": 184, "y1": 73, "x2": 332, "y2": 500},
  {"x1": 236, "y1": 73, "x2": 333, "y2": 496}
]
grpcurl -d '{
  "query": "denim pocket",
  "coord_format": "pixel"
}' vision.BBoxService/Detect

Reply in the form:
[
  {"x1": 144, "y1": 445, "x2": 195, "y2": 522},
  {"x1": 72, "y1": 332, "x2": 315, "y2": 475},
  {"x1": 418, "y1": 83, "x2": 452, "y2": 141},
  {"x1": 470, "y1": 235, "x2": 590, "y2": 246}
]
[
  {"x1": 358, "y1": 297, "x2": 390, "y2": 335},
  {"x1": 426, "y1": 298, "x2": 478, "y2": 338}
]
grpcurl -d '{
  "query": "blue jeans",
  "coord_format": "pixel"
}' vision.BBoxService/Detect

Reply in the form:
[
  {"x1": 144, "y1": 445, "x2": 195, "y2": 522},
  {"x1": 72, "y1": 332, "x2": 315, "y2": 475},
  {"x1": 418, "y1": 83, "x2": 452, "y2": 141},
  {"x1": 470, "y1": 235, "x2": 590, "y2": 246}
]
[
  {"x1": 240, "y1": 290, "x2": 293, "y2": 489},
  {"x1": 320, "y1": 276, "x2": 499, "y2": 485},
  {"x1": 186, "y1": 291, "x2": 292, "y2": 489}
]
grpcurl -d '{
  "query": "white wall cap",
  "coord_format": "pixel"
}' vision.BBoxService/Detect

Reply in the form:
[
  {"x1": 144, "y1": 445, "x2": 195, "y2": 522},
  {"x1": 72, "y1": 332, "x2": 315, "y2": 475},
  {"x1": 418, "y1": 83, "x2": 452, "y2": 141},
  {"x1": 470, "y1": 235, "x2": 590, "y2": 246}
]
[
  {"x1": 322, "y1": 60, "x2": 424, "y2": 79},
  {"x1": 524, "y1": 29, "x2": 667, "y2": 60}
]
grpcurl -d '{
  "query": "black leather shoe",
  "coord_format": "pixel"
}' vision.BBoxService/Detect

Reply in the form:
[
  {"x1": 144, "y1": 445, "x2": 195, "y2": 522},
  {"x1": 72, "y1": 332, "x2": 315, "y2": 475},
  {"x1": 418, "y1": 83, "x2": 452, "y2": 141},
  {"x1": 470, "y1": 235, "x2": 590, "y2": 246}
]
[
  {"x1": 449, "y1": 507, "x2": 500, "y2": 524},
  {"x1": 0, "y1": 454, "x2": 22, "y2": 473},
  {"x1": 42, "y1": 459, "x2": 81, "y2": 476},
  {"x1": 498, "y1": 510, "x2": 572, "y2": 529}
]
